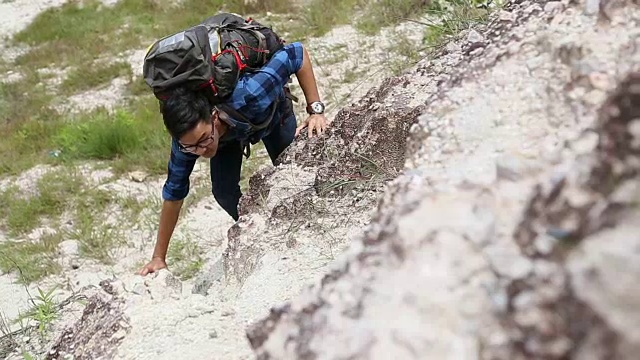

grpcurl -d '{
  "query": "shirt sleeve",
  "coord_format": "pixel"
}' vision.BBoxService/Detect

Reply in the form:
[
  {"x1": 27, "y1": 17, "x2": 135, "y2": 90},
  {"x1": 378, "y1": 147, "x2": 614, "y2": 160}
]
[
  {"x1": 162, "y1": 138, "x2": 198, "y2": 201},
  {"x1": 241, "y1": 42, "x2": 304, "y2": 109}
]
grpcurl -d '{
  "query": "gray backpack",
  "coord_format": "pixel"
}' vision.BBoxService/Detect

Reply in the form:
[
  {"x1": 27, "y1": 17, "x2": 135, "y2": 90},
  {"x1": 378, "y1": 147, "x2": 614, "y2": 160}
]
[{"x1": 143, "y1": 13, "x2": 285, "y2": 104}]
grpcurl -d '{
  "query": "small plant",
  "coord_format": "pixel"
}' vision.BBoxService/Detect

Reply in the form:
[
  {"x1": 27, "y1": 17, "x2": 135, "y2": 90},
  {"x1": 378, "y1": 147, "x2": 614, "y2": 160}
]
[
  {"x1": 68, "y1": 211, "x2": 123, "y2": 264},
  {"x1": 18, "y1": 286, "x2": 59, "y2": 337},
  {"x1": 297, "y1": 0, "x2": 364, "y2": 38},
  {"x1": 0, "y1": 232, "x2": 64, "y2": 283},
  {"x1": 422, "y1": 0, "x2": 492, "y2": 46},
  {"x1": 0, "y1": 169, "x2": 83, "y2": 235},
  {"x1": 167, "y1": 237, "x2": 204, "y2": 280},
  {"x1": 356, "y1": 0, "x2": 433, "y2": 35},
  {"x1": 0, "y1": 311, "x2": 18, "y2": 359}
]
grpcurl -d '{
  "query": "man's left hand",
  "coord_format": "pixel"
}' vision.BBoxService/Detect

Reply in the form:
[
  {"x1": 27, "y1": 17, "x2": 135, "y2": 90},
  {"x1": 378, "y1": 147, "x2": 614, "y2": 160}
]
[{"x1": 295, "y1": 114, "x2": 329, "y2": 138}]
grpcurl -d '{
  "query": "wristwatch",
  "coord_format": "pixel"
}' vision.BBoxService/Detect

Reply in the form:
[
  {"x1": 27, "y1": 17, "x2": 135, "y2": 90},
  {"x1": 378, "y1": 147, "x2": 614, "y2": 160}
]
[{"x1": 306, "y1": 101, "x2": 325, "y2": 115}]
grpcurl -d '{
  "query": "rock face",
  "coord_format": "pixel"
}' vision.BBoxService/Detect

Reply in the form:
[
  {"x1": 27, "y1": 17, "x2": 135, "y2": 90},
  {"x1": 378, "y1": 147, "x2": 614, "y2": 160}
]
[
  {"x1": 245, "y1": 0, "x2": 640, "y2": 359},
  {"x1": 222, "y1": 76, "x2": 425, "y2": 289},
  {"x1": 6, "y1": 0, "x2": 639, "y2": 359}
]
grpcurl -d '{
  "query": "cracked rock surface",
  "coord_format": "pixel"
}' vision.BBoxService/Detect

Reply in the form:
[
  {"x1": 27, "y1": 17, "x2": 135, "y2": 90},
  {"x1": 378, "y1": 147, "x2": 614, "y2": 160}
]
[{"x1": 247, "y1": 0, "x2": 640, "y2": 359}]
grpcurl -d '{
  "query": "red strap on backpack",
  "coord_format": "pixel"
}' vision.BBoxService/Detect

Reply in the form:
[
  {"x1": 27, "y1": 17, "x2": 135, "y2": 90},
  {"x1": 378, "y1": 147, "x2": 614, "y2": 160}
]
[{"x1": 212, "y1": 50, "x2": 247, "y2": 71}]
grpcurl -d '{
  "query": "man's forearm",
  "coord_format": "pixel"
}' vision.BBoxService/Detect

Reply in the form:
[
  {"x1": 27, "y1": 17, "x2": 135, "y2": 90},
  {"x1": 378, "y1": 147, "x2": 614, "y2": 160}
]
[
  {"x1": 152, "y1": 199, "x2": 183, "y2": 260},
  {"x1": 296, "y1": 46, "x2": 321, "y2": 104}
]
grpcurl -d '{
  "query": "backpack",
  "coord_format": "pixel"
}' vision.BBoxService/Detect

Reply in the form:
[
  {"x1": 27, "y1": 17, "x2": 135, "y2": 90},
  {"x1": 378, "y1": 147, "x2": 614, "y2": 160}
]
[{"x1": 142, "y1": 12, "x2": 285, "y2": 104}]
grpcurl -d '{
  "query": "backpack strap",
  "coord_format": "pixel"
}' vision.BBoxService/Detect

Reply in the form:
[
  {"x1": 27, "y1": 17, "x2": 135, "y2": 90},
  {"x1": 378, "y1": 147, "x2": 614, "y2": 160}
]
[{"x1": 217, "y1": 99, "x2": 279, "y2": 133}]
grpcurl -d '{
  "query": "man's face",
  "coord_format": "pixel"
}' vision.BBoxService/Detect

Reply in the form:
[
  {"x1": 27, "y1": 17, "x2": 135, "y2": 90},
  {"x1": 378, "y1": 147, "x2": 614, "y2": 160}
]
[{"x1": 178, "y1": 114, "x2": 219, "y2": 158}]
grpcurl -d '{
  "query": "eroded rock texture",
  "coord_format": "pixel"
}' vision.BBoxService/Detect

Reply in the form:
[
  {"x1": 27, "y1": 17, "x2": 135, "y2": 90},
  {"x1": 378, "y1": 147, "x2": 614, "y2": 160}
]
[
  {"x1": 247, "y1": 72, "x2": 640, "y2": 360},
  {"x1": 221, "y1": 77, "x2": 425, "y2": 289},
  {"x1": 46, "y1": 291, "x2": 128, "y2": 360},
  {"x1": 245, "y1": 0, "x2": 640, "y2": 358}
]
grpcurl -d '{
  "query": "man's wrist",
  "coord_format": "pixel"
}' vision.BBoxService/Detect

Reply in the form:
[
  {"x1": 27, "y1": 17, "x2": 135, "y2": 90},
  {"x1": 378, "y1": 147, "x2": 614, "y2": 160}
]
[{"x1": 306, "y1": 101, "x2": 325, "y2": 115}]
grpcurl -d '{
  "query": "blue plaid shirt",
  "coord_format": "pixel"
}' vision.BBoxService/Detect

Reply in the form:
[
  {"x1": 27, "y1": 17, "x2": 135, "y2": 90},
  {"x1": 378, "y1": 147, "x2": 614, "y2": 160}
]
[{"x1": 162, "y1": 42, "x2": 304, "y2": 201}]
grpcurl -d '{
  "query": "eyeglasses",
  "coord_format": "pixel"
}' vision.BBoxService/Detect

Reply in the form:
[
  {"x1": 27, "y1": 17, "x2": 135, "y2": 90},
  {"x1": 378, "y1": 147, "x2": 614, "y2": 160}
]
[{"x1": 178, "y1": 118, "x2": 215, "y2": 154}]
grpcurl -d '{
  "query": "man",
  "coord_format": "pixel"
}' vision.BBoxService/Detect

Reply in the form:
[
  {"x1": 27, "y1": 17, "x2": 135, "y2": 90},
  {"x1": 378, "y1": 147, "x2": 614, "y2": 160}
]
[{"x1": 139, "y1": 41, "x2": 328, "y2": 275}]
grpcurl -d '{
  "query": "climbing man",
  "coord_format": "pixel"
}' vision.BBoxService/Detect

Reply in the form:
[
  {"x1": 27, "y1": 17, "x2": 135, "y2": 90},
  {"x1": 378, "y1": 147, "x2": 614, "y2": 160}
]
[{"x1": 139, "y1": 14, "x2": 328, "y2": 276}]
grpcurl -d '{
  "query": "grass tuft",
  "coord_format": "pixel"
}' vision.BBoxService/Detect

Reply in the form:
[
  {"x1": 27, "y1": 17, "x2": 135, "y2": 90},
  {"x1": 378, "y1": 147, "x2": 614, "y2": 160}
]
[
  {"x1": 356, "y1": 0, "x2": 432, "y2": 35},
  {"x1": 61, "y1": 61, "x2": 132, "y2": 95},
  {"x1": 167, "y1": 237, "x2": 204, "y2": 280},
  {"x1": 0, "y1": 232, "x2": 64, "y2": 284}
]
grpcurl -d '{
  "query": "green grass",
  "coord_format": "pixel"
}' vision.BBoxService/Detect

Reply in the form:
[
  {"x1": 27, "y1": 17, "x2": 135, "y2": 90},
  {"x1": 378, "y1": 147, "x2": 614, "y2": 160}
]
[
  {"x1": 13, "y1": 0, "x2": 215, "y2": 69},
  {"x1": 53, "y1": 98, "x2": 170, "y2": 174},
  {"x1": 60, "y1": 61, "x2": 132, "y2": 95},
  {"x1": 295, "y1": 0, "x2": 364, "y2": 38},
  {"x1": 167, "y1": 237, "x2": 204, "y2": 280},
  {"x1": 0, "y1": 171, "x2": 83, "y2": 235},
  {"x1": 0, "y1": 70, "x2": 56, "y2": 125},
  {"x1": 0, "y1": 232, "x2": 64, "y2": 284},
  {"x1": 422, "y1": 1, "x2": 491, "y2": 47},
  {"x1": 68, "y1": 212, "x2": 123, "y2": 264},
  {"x1": 223, "y1": 0, "x2": 296, "y2": 14},
  {"x1": 16, "y1": 286, "x2": 59, "y2": 336},
  {"x1": 356, "y1": 0, "x2": 433, "y2": 35}
]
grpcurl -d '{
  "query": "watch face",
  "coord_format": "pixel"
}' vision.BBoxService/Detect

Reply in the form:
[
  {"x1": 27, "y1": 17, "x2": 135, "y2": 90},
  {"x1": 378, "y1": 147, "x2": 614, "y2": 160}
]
[{"x1": 311, "y1": 102, "x2": 324, "y2": 114}]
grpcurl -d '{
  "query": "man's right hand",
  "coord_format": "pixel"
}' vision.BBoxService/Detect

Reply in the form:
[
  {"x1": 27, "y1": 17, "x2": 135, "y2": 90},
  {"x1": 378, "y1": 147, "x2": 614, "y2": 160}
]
[{"x1": 138, "y1": 257, "x2": 167, "y2": 276}]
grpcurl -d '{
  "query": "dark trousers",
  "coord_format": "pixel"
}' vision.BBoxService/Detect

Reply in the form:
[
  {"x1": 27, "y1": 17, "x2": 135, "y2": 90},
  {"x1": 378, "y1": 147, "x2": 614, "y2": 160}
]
[{"x1": 209, "y1": 112, "x2": 296, "y2": 221}]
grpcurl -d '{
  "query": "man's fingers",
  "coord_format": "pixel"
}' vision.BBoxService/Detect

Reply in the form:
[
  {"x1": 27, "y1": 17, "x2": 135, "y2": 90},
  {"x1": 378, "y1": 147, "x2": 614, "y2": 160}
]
[
  {"x1": 295, "y1": 123, "x2": 306, "y2": 137},
  {"x1": 320, "y1": 120, "x2": 327, "y2": 134}
]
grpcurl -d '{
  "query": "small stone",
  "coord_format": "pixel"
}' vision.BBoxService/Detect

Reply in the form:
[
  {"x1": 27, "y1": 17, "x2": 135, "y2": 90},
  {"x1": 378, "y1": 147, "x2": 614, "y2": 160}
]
[
  {"x1": 63, "y1": 354, "x2": 75, "y2": 360},
  {"x1": 513, "y1": 291, "x2": 537, "y2": 309},
  {"x1": 564, "y1": 187, "x2": 594, "y2": 209},
  {"x1": 544, "y1": 1, "x2": 565, "y2": 13},
  {"x1": 585, "y1": 0, "x2": 600, "y2": 15},
  {"x1": 111, "y1": 329, "x2": 127, "y2": 340},
  {"x1": 534, "y1": 234, "x2": 557, "y2": 255},
  {"x1": 498, "y1": 10, "x2": 516, "y2": 22},
  {"x1": 22, "y1": 336, "x2": 30, "y2": 343},
  {"x1": 209, "y1": 330, "x2": 218, "y2": 339},
  {"x1": 567, "y1": 86, "x2": 587, "y2": 101},
  {"x1": 526, "y1": 56, "x2": 545, "y2": 71},
  {"x1": 470, "y1": 47, "x2": 484, "y2": 56},
  {"x1": 132, "y1": 282, "x2": 147, "y2": 296},
  {"x1": 221, "y1": 309, "x2": 236, "y2": 317},
  {"x1": 583, "y1": 89, "x2": 607, "y2": 105},
  {"x1": 571, "y1": 131, "x2": 599, "y2": 155},
  {"x1": 467, "y1": 30, "x2": 484, "y2": 45},
  {"x1": 629, "y1": 119, "x2": 640, "y2": 138},
  {"x1": 588, "y1": 72, "x2": 610, "y2": 90},
  {"x1": 445, "y1": 42, "x2": 461, "y2": 53},
  {"x1": 483, "y1": 51, "x2": 499, "y2": 67},
  {"x1": 524, "y1": 3, "x2": 543, "y2": 15},
  {"x1": 129, "y1": 171, "x2": 148, "y2": 182},
  {"x1": 58, "y1": 240, "x2": 80, "y2": 257},
  {"x1": 507, "y1": 42, "x2": 522, "y2": 55},
  {"x1": 496, "y1": 155, "x2": 538, "y2": 181},
  {"x1": 610, "y1": 180, "x2": 640, "y2": 204}
]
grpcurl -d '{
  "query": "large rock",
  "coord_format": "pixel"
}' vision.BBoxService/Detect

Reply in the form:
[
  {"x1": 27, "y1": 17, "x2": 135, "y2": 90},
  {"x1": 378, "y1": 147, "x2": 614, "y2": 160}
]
[{"x1": 244, "y1": 0, "x2": 640, "y2": 356}]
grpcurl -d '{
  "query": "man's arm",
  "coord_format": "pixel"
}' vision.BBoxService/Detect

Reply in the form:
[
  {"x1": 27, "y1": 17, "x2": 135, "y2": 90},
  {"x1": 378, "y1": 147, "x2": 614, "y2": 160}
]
[
  {"x1": 139, "y1": 138, "x2": 197, "y2": 275},
  {"x1": 139, "y1": 199, "x2": 183, "y2": 275},
  {"x1": 240, "y1": 42, "x2": 328, "y2": 137},
  {"x1": 294, "y1": 46, "x2": 328, "y2": 137}
]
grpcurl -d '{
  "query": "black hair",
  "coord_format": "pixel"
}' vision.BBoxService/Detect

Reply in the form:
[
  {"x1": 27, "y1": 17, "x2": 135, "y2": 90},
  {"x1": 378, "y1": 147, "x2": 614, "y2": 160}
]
[{"x1": 160, "y1": 87, "x2": 211, "y2": 139}]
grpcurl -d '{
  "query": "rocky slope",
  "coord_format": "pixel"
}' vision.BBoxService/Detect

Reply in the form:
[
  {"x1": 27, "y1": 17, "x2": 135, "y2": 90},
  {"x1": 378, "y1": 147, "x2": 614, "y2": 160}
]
[
  {"x1": 244, "y1": 0, "x2": 640, "y2": 358},
  {"x1": 2, "y1": 0, "x2": 639, "y2": 359}
]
